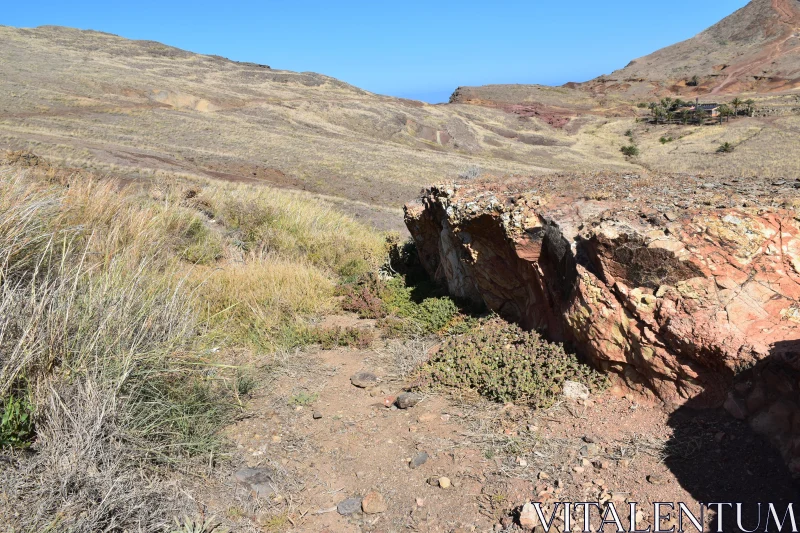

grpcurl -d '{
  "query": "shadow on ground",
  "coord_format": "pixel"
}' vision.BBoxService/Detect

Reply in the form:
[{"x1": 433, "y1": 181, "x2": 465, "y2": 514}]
[{"x1": 665, "y1": 343, "x2": 800, "y2": 531}]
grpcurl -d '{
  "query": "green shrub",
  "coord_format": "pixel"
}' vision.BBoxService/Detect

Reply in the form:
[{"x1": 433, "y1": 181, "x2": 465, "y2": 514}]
[
  {"x1": 381, "y1": 276, "x2": 459, "y2": 334},
  {"x1": 659, "y1": 136, "x2": 673, "y2": 144},
  {"x1": 620, "y1": 144, "x2": 640, "y2": 157},
  {"x1": 423, "y1": 317, "x2": 607, "y2": 408},
  {"x1": 0, "y1": 395, "x2": 35, "y2": 448},
  {"x1": 716, "y1": 142, "x2": 734, "y2": 153},
  {"x1": 624, "y1": 129, "x2": 634, "y2": 138}
]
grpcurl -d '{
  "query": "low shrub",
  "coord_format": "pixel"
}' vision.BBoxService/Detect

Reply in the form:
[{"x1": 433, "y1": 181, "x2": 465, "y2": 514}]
[
  {"x1": 0, "y1": 395, "x2": 35, "y2": 448},
  {"x1": 659, "y1": 136, "x2": 673, "y2": 144},
  {"x1": 310, "y1": 325, "x2": 375, "y2": 350},
  {"x1": 716, "y1": 142, "x2": 734, "y2": 153},
  {"x1": 620, "y1": 144, "x2": 640, "y2": 157},
  {"x1": 422, "y1": 317, "x2": 608, "y2": 408}
]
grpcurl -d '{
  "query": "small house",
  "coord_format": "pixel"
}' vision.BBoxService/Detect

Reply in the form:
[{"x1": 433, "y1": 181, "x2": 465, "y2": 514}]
[{"x1": 698, "y1": 103, "x2": 721, "y2": 117}]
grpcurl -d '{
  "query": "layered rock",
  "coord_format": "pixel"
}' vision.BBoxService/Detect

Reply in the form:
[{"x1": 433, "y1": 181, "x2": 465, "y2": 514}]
[{"x1": 404, "y1": 173, "x2": 800, "y2": 408}]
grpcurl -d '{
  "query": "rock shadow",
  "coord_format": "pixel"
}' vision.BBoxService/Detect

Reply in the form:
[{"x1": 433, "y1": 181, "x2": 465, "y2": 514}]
[{"x1": 664, "y1": 340, "x2": 800, "y2": 531}]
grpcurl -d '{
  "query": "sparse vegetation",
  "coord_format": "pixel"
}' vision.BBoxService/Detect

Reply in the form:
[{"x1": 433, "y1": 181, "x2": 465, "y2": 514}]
[
  {"x1": 659, "y1": 136, "x2": 673, "y2": 144},
  {"x1": 422, "y1": 317, "x2": 608, "y2": 408},
  {"x1": 0, "y1": 162, "x2": 386, "y2": 530},
  {"x1": 620, "y1": 144, "x2": 640, "y2": 157},
  {"x1": 717, "y1": 141, "x2": 735, "y2": 153}
]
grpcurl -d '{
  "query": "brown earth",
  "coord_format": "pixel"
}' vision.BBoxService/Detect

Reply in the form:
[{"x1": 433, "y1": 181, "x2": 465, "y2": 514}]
[{"x1": 182, "y1": 319, "x2": 797, "y2": 532}]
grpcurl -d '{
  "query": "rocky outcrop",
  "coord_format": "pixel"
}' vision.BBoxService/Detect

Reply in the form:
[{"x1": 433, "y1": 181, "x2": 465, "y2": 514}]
[{"x1": 404, "y1": 173, "x2": 800, "y2": 408}]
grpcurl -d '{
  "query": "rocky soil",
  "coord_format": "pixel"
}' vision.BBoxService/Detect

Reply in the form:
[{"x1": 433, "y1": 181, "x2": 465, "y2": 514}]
[{"x1": 183, "y1": 316, "x2": 797, "y2": 532}]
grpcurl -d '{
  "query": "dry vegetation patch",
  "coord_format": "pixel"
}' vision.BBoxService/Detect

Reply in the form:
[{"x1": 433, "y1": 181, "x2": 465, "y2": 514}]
[{"x1": 0, "y1": 158, "x2": 386, "y2": 531}]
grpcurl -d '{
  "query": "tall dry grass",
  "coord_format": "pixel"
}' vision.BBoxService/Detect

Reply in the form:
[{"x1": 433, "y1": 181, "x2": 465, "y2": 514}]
[{"x1": 0, "y1": 165, "x2": 386, "y2": 531}]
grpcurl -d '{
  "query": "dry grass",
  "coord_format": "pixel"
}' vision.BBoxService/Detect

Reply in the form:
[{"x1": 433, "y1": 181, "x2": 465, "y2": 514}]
[{"x1": 0, "y1": 163, "x2": 386, "y2": 531}]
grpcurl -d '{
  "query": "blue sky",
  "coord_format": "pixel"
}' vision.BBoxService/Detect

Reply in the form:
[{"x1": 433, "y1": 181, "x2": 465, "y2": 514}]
[{"x1": 3, "y1": 0, "x2": 749, "y2": 103}]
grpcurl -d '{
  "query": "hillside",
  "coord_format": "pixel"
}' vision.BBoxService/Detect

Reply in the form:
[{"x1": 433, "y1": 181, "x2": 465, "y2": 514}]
[
  {"x1": 0, "y1": 25, "x2": 636, "y2": 230},
  {"x1": 453, "y1": 0, "x2": 800, "y2": 102},
  {"x1": 594, "y1": 0, "x2": 800, "y2": 96}
]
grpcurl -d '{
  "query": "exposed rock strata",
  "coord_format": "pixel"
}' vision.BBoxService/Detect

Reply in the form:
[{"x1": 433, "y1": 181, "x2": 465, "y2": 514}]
[{"x1": 404, "y1": 173, "x2": 800, "y2": 408}]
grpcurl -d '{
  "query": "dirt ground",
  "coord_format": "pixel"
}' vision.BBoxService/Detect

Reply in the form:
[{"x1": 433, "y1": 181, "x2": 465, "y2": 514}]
[{"x1": 182, "y1": 315, "x2": 799, "y2": 533}]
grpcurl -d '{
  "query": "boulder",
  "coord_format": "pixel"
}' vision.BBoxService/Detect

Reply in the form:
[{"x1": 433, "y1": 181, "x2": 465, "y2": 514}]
[{"x1": 404, "y1": 173, "x2": 800, "y2": 407}]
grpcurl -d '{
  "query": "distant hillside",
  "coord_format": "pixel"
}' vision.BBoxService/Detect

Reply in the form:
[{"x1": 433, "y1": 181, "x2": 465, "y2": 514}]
[
  {"x1": 594, "y1": 0, "x2": 800, "y2": 96},
  {"x1": 0, "y1": 24, "x2": 635, "y2": 229},
  {"x1": 453, "y1": 0, "x2": 800, "y2": 104}
]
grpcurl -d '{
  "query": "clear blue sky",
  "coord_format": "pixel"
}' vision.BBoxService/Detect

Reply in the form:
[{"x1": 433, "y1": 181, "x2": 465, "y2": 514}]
[{"x1": 3, "y1": 0, "x2": 750, "y2": 103}]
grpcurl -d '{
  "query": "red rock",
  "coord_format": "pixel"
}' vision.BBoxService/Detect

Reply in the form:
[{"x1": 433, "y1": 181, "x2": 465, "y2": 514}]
[{"x1": 404, "y1": 175, "x2": 800, "y2": 407}]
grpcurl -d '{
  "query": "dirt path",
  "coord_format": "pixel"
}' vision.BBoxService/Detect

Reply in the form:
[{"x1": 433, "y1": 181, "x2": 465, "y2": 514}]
[{"x1": 183, "y1": 318, "x2": 799, "y2": 532}]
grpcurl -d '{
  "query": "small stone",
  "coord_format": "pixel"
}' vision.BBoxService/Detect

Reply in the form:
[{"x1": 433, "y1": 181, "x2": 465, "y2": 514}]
[
  {"x1": 724, "y1": 394, "x2": 748, "y2": 420},
  {"x1": 234, "y1": 467, "x2": 277, "y2": 498},
  {"x1": 396, "y1": 393, "x2": 422, "y2": 409},
  {"x1": 579, "y1": 443, "x2": 598, "y2": 457},
  {"x1": 563, "y1": 381, "x2": 590, "y2": 400},
  {"x1": 647, "y1": 474, "x2": 663, "y2": 485},
  {"x1": 519, "y1": 502, "x2": 539, "y2": 529},
  {"x1": 538, "y1": 471, "x2": 550, "y2": 480},
  {"x1": 620, "y1": 459, "x2": 631, "y2": 468},
  {"x1": 416, "y1": 497, "x2": 425, "y2": 507},
  {"x1": 438, "y1": 477, "x2": 451, "y2": 489},
  {"x1": 410, "y1": 452, "x2": 429, "y2": 469},
  {"x1": 636, "y1": 509, "x2": 646, "y2": 524},
  {"x1": 599, "y1": 460, "x2": 611, "y2": 470},
  {"x1": 361, "y1": 491, "x2": 387, "y2": 514},
  {"x1": 350, "y1": 372, "x2": 379, "y2": 388},
  {"x1": 573, "y1": 466, "x2": 585, "y2": 473},
  {"x1": 664, "y1": 212, "x2": 677, "y2": 222},
  {"x1": 337, "y1": 497, "x2": 362, "y2": 515},
  {"x1": 312, "y1": 411, "x2": 323, "y2": 420},
  {"x1": 582, "y1": 435, "x2": 596, "y2": 444},
  {"x1": 427, "y1": 476, "x2": 440, "y2": 486}
]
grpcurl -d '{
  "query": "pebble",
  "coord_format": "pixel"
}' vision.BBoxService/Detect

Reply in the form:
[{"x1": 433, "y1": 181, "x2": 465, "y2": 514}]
[
  {"x1": 579, "y1": 443, "x2": 598, "y2": 457},
  {"x1": 233, "y1": 467, "x2": 276, "y2": 499},
  {"x1": 438, "y1": 477, "x2": 451, "y2": 489},
  {"x1": 562, "y1": 380, "x2": 590, "y2": 400},
  {"x1": 573, "y1": 466, "x2": 585, "y2": 473},
  {"x1": 350, "y1": 372, "x2": 379, "y2": 388},
  {"x1": 519, "y1": 502, "x2": 539, "y2": 529},
  {"x1": 410, "y1": 452, "x2": 429, "y2": 469},
  {"x1": 361, "y1": 491, "x2": 387, "y2": 514},
  {"x1": 396, "y1": 392, "x2": 422, "y2": 409},
  {"x1": 337, "y1": 497, "x2": 362, "y2": 515},
  {"x1": 647, "y1": 474, "x2": 663, "y2": 485},
  {"x1": 538, "y1": 471, "x2": 550, "y2": 480},
  {"x1": 582, "y1": 435, "x2": 596, "y2": 443},
  {"x1": 312, "y1": 411, "x2": 323, "y2": 420},
  {"x1": 416, "y1": 497, "x2": 425, "y2": 507}
]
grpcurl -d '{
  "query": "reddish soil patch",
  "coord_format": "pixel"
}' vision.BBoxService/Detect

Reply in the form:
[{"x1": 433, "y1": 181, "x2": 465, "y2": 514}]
[{"x1": 184, "y1": 317, "x2": 798, "y2": 532}]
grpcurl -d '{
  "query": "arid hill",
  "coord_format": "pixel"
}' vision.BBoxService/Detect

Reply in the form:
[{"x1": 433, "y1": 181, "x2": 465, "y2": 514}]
[
  {"x1": 453, "y1": 0, "x2": 800, "y2": 104},
  {"x1": 595, "y1": 0, "x2": 800, "y2": 96},
  {"x1": 0, "y1": 25, "x2": 636, "y2": 230}
]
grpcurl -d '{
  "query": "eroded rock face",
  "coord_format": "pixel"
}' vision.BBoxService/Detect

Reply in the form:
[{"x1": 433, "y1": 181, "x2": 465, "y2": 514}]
[{"x1": 404, "y1": 174, "x2": 800, "y2": 408}]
